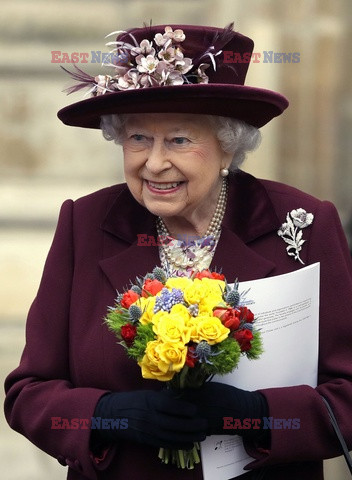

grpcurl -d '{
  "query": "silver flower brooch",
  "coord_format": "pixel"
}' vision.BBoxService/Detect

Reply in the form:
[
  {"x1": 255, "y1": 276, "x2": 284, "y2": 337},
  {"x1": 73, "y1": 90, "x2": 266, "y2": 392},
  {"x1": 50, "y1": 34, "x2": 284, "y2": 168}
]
[{"x1": 277, "y1": 208, "x2": 314, "y2": 264}]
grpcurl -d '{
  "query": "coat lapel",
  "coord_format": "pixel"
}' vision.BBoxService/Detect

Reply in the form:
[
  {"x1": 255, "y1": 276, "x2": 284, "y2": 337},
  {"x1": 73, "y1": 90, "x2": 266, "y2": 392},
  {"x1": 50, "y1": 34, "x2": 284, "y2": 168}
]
[
  {"x1": 99, "y1": 171, "x2": 281, "y2": 290},
  {"x1": 99, "y1": 185, "x2": 160, "y2": 291},
  {"x1": 210, "y1": 227, "x2": 276, "y2": 281},
  {"x1": 99, "y1": 242, "x2": 160, "y2": 292},
  {"x1": 210, "y1": 170, "x2": 280, "y2": 281}
]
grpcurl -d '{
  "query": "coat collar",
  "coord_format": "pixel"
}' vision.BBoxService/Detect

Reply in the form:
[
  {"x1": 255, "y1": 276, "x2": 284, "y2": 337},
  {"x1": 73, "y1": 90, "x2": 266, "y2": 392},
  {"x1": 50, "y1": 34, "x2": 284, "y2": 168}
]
[{"x1": 100, "y1": 170, "x2": 281, "y2": 290}]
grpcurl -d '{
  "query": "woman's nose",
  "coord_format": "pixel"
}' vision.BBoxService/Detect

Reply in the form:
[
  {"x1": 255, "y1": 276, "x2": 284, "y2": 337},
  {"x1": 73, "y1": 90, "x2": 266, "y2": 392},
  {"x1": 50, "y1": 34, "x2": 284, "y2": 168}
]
[{"x1": 145, "y1": 140, "x2": 172, "y2": 174}]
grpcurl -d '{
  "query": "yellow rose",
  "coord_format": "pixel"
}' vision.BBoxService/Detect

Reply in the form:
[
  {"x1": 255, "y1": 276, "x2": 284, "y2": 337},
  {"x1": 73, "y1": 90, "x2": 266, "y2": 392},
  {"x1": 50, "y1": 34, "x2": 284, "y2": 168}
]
[
  {"x1": 153, "y1": 312, "x2": 191, "y2": 345},
  {"x1": 165, "y1": 277, "x2": 193, "y2": 290},
  {"x1": 198, "y1": 294, "x2": 222, "y2": 316},
  {"x1": 156, "y1": 341, "x2": 187, "y2": 372},
  {"x1": 170, "y1": 304, "x2": 191, "y2": 323},
  {"x1": 145, "y1": 339, "x2": 162, "y2": 364},
  {"x1": 192, "y1": 316, "x2": 230, "y2": 345},
  {"x1": 139, "y1": 355, "x2": 175, "y2": 381},
  {"x1": 187, "y1": 317, "x2": 199, "y2": 340},
  {"x1": 134, "y1": 296, "x2": 156, "y2": 325},
  {"x1": 197, "y1": 302, "x2": 213, "y2": 316},
  {"x1": 151, "y1": 310, "x2": 168, "y2": 328},
  {"x1": 139, "y1": 340, "x2": 175, "y2": 381},
  {"x1": 183, "y1": 278, "x2": 209, "y2": 305},
  {"x1": 200, "y1": 277, "x2": 225, "y2": 294}
]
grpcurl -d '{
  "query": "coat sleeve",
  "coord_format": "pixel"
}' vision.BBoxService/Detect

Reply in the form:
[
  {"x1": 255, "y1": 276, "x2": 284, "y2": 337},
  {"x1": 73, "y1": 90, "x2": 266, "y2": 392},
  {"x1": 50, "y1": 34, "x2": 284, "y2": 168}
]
[
  {"x1": 244, "y1": 200, "x2": 352, "y2": 468},
  {"x1": 4, "y1": 200, "x2": 112, "y2": 479}
]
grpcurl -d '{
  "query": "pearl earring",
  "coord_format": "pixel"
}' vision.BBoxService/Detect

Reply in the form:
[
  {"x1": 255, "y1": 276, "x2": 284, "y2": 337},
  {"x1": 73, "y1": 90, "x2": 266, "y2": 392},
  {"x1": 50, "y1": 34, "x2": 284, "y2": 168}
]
[{"x1": 220, "y1": 168, "x2": 229, "y2": 177}]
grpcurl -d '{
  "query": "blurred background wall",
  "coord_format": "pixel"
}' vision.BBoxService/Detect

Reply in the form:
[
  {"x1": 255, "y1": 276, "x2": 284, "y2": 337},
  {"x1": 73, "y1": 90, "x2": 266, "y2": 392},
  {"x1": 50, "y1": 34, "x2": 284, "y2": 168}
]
[{"x1": 1, "y1": 1, "x2": 351, "y2": 479}]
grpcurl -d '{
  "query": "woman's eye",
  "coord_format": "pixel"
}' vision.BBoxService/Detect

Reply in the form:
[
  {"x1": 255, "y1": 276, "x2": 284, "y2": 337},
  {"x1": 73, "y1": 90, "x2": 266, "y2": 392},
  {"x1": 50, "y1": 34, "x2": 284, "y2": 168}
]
[
  {"x1": 172, "y1": 137, "x2": 189, "y2": 145},
  {"x1": 131, "y1": 134, "x2": 145, "y2": 141}
]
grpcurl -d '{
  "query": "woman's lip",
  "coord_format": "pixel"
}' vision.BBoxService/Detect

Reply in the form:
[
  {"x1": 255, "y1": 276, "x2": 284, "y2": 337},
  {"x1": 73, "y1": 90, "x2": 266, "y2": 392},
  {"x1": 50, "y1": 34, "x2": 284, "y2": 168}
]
[{"x1": 145, "y1": 180, "x2": 184, "y2": 194}]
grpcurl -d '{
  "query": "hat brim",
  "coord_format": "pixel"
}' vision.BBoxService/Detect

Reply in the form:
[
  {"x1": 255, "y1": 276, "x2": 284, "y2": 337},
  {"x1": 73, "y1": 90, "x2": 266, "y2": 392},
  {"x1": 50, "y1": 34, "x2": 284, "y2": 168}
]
[{"x1": 57, "y1": 83, "x2": 289, "y2": 129}]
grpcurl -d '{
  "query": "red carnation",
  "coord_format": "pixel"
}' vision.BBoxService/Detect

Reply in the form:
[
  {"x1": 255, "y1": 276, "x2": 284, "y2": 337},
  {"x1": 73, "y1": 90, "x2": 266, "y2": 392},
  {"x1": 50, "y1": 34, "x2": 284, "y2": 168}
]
[
  {"x1": 233, "y1": 329, "x2": 253, "y2": 352},
  {"x1": 121, "y1": 323, "x2": 137, "y2": 346},
  {"x1": 142, "y1": 278, "x2": 164, "y2": 297},
  {"x1": 121, "y1": 290, "x2": 140, "y2": 308}
]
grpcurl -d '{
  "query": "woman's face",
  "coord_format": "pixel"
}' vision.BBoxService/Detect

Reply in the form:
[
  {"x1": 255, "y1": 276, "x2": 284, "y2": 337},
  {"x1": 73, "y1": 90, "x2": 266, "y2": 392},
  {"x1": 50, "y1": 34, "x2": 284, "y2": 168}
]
[{"x1": 122, "y1": 113, "x2": 232, "y2": 232}]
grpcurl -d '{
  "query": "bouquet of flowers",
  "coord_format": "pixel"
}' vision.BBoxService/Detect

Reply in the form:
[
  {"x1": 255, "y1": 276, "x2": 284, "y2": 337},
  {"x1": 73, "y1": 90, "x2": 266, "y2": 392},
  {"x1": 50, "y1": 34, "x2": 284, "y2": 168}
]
[{"x1": 105, "y1": 267, "x2": 263, "y2": 469}]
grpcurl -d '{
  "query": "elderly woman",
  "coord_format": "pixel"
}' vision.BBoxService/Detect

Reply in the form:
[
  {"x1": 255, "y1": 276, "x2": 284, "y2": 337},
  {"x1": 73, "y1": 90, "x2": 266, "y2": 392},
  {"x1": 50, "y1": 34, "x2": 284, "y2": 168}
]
[{"x1": 4, "y1": 23, "x2": 352, "y2": 480}]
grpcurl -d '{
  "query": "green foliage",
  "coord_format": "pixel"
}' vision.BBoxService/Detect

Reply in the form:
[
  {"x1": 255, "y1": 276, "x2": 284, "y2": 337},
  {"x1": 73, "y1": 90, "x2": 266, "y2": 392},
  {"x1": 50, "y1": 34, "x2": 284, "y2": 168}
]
[
  {"x1": 203, "y1": 338, "x2": 241, "y2": 376},
  {"x1": 128, "y1": 323, "x2": 155, "y2": 361},
  {"x1": 246, "y1": 331, "x2": 264, "y2": 360},
  {"x1": 105, "y1": 309, "x2": 129, "y2": 338}
]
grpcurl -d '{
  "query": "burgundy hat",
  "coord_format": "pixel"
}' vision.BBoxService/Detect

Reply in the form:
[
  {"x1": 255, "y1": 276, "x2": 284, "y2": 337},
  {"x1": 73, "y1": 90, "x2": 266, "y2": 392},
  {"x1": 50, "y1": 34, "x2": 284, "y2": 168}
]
[{"x1": 57, "y1": 23, "x2": 289, "y2": 129}]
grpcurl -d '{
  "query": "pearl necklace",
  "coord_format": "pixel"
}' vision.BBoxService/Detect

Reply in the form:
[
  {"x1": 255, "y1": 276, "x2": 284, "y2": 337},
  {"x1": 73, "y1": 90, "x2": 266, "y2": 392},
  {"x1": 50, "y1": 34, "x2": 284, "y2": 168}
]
[{"x1": 156, "y1": 178, "x2": 228, "y2": 271}]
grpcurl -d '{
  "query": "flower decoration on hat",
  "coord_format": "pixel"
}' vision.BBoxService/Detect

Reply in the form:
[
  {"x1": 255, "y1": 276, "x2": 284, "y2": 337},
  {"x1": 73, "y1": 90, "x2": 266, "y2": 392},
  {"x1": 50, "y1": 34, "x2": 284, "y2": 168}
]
[
  {"x1": 62, "y1": 25, "x2": 226, "y2": 96},
  {"x1": 57, "y1": 23, "x2": 289, "y2": 129},
  {"x1": 278, "y1": 208, "x2": 314, "y2": 264}
]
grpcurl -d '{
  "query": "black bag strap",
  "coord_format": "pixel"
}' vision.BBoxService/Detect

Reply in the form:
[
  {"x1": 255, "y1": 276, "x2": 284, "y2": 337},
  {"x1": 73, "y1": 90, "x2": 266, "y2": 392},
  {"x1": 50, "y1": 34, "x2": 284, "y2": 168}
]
[{"x1": 321, "y1": 395, "x2": 352, "y2": 475}]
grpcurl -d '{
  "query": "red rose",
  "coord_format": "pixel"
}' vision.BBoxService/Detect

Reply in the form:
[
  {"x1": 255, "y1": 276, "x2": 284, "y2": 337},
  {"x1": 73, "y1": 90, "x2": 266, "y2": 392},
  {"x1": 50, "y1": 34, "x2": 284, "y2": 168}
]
[
  {"x1": 222, "y1": 309, "x2": 241, "y2": 330},
  {"x1": 194, "y1": 270, "x2": 225, "y2": 280},
  {"x1": 210, "y1": 272, "x2": 225, "y2": 280},
  {"x1": 120, "y1": 323, "x2": 137, "y2": 346},
  {"x1": 194, "y1": 270, "x2": 213, "y2": 279},
  {"x1": 213, "y1": 308, "x2": 240, "y2": 330},
  {"x1": 185, "y1": 345, "x2": 197, "y2": 368},
  {"x1": 233, "y1": 329, "x2": 253, "y2": 352},
  {"x1": 142, "y1": 278, "x2": 164, "y2": 297},
  {"x1": 121, "y1": 290, "x2": 140, "y2": 308},
  {"x1": 239, "y1": 306, "x2": 254, "y2": 323},
  {"x1": 213, "y1": 307, "x2": 228, "y2": 319}
]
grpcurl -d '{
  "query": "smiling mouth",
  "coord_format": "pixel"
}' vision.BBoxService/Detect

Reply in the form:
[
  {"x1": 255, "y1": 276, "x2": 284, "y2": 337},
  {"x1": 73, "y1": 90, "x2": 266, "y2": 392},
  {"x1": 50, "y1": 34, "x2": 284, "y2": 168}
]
[{"x1": 147, "y1": 180, "x2": 183, "y2": 190}]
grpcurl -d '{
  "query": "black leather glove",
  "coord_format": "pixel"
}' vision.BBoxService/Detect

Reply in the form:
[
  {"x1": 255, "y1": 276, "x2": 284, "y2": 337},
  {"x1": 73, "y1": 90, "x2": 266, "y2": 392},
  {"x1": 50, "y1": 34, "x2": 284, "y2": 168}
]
[
  {"x1": 91, "y1": 390, "x2": 208, "y2": 451},
  {"x1": 179, "y1": 382, "x2": 269, "y2": 440}
]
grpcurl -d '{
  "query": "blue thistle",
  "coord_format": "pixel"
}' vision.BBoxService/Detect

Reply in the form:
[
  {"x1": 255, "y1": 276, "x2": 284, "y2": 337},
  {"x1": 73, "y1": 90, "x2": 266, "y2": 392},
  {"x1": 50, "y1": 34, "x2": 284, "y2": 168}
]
[
  {"x1": 130, "y1": 285, "x2": 142, "y2": 295},
  {"x1": 243, "y1": 322, "x2": 253, "y2": 331},
  {"x1": 152, "y1": 267, "x2": 167, "y2": 284},
  {"x1": 154, "y1": 288, "x2": 184, "y2": 313},
  {"x1": 225, "y1": 281, "x2": 240, "y2": 307},
  {"x1": 194, "y1": 341, "x2": 221, "y2": 365},
  {"x1": 115, "y1": 293, "x2": 123, "y2": 304},
  {"x1": 129, "y1": 304, "x2": 142, "y2": 323}
]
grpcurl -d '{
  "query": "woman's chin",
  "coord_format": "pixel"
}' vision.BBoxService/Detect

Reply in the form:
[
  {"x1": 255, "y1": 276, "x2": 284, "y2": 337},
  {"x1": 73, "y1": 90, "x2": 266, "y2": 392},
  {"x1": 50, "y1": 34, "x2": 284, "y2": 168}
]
[
  {"x1": 143, "y1": 203, "x2": 181, "y2": 219},
  {"x1": 141, "y1": 192, "x2": 186, "y2": 219}
]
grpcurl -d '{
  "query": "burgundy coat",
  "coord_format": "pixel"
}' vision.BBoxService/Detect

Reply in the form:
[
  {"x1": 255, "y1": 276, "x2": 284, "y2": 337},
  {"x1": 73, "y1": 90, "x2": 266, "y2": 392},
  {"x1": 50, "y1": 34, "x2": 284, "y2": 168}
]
[{"x1": 4, "y1": 170, "x2": 352, "y2": 480}]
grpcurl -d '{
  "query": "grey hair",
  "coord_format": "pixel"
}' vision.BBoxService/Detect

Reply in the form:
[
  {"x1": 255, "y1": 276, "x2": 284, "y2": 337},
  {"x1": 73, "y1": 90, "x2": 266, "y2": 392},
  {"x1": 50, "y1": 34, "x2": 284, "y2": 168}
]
[{"x1": 100, "y1": 113, "x2": 261, "y2": 171}]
